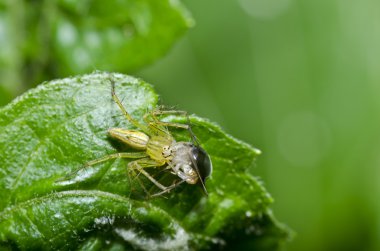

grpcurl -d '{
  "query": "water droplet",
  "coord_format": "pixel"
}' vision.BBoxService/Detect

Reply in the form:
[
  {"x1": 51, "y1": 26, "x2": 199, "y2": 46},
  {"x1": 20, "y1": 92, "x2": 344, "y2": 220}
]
[
  {"x1": 54, "y1": 212, "x2": 63, "y2": 219},
  {"x1": 245, "y1": 211, "x2": 252, "y2": 217},
  {"x1": 238, "y1": 0, "x2": 293, "y2": 20}
]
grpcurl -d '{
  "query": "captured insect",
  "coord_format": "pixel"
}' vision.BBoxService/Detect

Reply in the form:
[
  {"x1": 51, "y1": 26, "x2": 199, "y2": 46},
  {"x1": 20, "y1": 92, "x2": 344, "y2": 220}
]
[{"x1": 60, "y1": 81, "x2": 212, "y2": 197}]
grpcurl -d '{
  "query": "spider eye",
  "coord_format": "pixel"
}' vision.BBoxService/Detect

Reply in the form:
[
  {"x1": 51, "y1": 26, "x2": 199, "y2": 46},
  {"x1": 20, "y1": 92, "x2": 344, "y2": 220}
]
[{"x1": 190, "y1": 146, "x2": 212, "y2": 183}]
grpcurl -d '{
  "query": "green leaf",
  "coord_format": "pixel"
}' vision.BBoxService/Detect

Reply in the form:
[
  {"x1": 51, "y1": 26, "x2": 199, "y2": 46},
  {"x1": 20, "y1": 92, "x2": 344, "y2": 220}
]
[
  {"x1": 52, "y1": 0, "x2": 193, "y2": 74},
  {"x1": 0, "y1": 191, "x2": 190, "y2": 250},
  {"x1": 0, "y1": 0, "x2": 192, "y2": 98},
  {"x1": 0, "y1": 72, "x2": 291, "y2": 250}
]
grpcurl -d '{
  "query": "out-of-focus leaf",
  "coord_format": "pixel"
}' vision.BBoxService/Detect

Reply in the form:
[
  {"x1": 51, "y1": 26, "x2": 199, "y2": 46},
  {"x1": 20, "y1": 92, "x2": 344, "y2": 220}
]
[
  {"x1": 0, "y1": 85, "x2": 12, "y2": 106},
  {"x1": 0, "y1": 0, "x2": 192, "y2": 99},
  {"x1": 0, "y1": 72, "x2": 291, "y2": 250},
  {"x1": 52, "y1": 0, "x2": 193, "y2": 74}
]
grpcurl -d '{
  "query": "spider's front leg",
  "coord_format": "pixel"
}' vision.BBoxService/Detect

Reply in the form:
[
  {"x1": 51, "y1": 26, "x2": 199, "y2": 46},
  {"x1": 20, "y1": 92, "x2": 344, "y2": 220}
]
[
  {"x1": 110, "y1": 80, "x2": 150, "y2": 133},
  {"x1": 127, "y1": 158, "x2": 167, "y2": 192},
  {"x1": 127, "y1": 158, "x2": 187, "y2": 198},
  {"x1": 145, "y1": 109, "x2": 200, "y2": 145}
]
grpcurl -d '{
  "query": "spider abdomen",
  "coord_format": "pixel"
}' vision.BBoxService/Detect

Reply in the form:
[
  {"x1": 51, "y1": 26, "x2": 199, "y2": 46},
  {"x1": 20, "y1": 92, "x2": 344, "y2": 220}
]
[{"x1": 108, "y1": 128, "x2": 149, "y2": 150}]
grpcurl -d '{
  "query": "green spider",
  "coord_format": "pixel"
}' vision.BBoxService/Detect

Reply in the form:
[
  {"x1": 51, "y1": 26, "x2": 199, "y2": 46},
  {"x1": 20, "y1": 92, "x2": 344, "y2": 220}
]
[{"x1": 59, "y1": 81, "x2": 212, "y2": 197}]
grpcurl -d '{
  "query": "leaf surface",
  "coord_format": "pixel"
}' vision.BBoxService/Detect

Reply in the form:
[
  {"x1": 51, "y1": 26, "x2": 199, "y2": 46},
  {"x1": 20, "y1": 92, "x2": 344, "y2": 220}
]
[{"x1": 0, "y1": 72, "x2": 290, "y2": 250}]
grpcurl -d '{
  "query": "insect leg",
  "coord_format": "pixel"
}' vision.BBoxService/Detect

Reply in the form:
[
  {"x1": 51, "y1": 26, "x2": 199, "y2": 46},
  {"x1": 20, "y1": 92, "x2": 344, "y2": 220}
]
[{"x1": 151, "y1": 180, "x2": 186, "y2": 198}]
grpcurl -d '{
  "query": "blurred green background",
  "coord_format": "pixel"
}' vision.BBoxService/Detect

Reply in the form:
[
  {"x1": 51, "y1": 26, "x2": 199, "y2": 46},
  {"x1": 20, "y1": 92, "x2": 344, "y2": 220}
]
[
  {"x1": 1, "y1": 0, "x2": 379, "y2": 250},
  {"x1": 138, "y1": 1, "x2": 380, "y2": 251}
]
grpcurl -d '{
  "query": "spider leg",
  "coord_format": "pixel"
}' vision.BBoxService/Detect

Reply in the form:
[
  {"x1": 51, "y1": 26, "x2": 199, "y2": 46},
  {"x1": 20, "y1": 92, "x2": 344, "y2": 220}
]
[
  {"x1": 147, "y1": 109, "x2": 200, "y2": 145},
  {"x1": 128, "y1": 158, "x2": 168, "y2": 192},
  {"x1": 110, "y1": 80, "x2": 150, "y2": 133},
  {"x1": 127, "y1": 167, "x2": 150, "y2": 196},
  {"x1": 142, "y1": 109, "x2": 189, "y2": 138},
  {"x1": 127, "y1": 158, "x2": 185, "y2": 198},
  {"x1": 150, "y1": 110, "x2": 189, "y2": 129},
  {"x1": 56, "y1": 152, "x2": 147, "y2": 182},
  {"x1": 85, "y1": 152, "x2": 147, "y2": 166}
]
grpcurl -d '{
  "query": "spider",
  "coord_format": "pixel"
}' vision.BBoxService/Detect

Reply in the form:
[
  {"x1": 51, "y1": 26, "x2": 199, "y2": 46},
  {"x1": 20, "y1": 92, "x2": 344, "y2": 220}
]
[{"x1": 62, "y1": 81, "x2": 213, "y2": 197}]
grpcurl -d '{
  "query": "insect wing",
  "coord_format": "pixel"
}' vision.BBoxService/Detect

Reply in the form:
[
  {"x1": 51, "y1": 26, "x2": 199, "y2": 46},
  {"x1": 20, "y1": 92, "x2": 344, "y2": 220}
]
[{"x1": 189, "y1": 146, "x2": 212, "y2": 195}]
